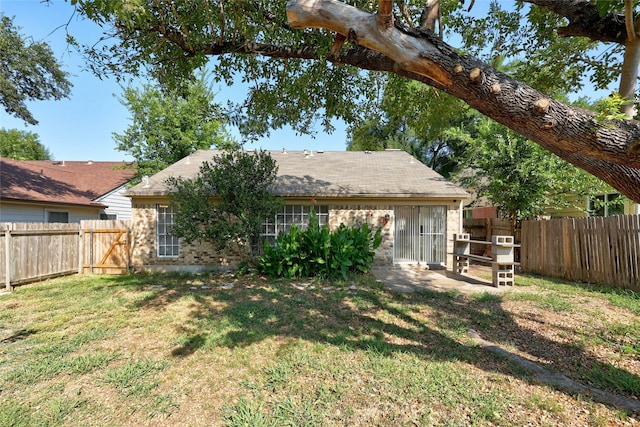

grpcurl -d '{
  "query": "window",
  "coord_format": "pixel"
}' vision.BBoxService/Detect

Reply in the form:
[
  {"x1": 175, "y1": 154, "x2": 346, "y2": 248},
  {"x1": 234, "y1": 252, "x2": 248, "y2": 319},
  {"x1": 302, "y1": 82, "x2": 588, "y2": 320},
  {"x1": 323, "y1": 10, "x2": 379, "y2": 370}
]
[
  {"x1": 47, "y1": 211, "x2": 69, "y2": 223},
  {"x1": 261, "y1": 205, "x2": 329, "y2": 242},
  {"x1": 157, "y1": 204, "x2": 179, "y2": 257},
  {"x1": 588, "y1": 193, "x2": 625, "y2": 217},
  {"x1": 100, "y1": 213, "x2": 117, "y2": 220}
]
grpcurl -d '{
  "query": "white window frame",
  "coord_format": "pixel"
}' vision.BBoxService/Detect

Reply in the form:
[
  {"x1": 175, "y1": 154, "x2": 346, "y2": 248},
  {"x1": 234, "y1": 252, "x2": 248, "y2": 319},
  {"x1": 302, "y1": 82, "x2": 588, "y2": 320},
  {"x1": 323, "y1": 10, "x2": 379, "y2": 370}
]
[
  {"x1": 261, "y1": 204, "x2": 329, "y2": 242},
  {"x1": 157, "y1": 204, "x2": 180, "y2": 257},
  {"x1": 588, "y1": 193, "x2": 624, "y2": 217}
]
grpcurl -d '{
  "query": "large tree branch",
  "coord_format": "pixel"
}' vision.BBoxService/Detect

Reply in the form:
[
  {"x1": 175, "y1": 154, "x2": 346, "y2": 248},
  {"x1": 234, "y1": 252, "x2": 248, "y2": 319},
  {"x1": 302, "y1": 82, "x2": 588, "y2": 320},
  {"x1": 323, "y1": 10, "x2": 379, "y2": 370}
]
[
  {"x1": 286, "y1": 0, "x2": 640, "y2": 202},
  {"x1": 524, "y1": 0, "x2": 627, "y2": 44}
]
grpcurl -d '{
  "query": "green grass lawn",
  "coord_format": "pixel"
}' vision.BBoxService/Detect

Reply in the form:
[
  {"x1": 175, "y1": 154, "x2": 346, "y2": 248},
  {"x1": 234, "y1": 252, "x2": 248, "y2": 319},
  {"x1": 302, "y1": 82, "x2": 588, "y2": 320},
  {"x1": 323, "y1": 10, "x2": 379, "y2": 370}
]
[{"x1": 0, "y1": 271, "x2": 638, "y2": 426}]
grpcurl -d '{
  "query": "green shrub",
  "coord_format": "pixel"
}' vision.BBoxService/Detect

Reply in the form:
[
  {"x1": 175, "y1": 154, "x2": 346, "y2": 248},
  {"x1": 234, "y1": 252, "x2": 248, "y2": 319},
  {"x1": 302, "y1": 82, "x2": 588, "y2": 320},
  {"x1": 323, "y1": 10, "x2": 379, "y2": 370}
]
[{"x1": 259, "y1": 210, "x2": 382, "y2": 280}]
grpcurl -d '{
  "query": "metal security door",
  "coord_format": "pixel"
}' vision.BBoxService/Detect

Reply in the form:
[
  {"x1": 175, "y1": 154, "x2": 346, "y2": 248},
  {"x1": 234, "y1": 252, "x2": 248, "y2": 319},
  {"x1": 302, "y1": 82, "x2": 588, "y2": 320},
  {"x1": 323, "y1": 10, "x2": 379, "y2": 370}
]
[{"x1": 394, "y1": 206, "x2": 446, "y2": 265}]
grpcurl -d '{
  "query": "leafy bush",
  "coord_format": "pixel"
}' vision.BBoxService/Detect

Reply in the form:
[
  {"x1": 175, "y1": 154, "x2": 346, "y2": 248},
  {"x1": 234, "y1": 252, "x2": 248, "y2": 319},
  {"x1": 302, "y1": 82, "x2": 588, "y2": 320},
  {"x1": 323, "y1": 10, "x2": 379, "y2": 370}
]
[{"x1": 259, "y1": 210, "x2": 382, "y2": 280}]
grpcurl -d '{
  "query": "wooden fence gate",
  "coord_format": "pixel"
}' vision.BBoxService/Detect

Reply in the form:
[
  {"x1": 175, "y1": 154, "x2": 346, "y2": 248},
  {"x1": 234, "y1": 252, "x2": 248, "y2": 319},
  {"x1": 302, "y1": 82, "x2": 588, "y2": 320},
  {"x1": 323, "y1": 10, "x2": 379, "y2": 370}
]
[{"x1": 81, "y1": 220, "x2": 132, "y2": 275}]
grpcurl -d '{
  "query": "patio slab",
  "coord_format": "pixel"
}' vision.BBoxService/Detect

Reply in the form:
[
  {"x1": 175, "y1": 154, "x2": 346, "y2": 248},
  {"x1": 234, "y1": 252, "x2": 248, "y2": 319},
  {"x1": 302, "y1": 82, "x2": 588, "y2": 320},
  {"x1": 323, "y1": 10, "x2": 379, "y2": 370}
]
[{"x1": 372, "y1": 267, "x2": 511, "y2": 294}]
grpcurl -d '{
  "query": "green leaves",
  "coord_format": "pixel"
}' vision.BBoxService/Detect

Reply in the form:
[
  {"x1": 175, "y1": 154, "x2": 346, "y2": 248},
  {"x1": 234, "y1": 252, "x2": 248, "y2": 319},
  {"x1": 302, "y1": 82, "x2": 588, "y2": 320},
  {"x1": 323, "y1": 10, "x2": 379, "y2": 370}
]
[
  {"x1": 594, "y1": 0, "x2": 625, "y2": 17},
  {"x1": 0, "y1": 15, "x2": 71, "y2": 125},
  {"x1": 167, "y1": 148, "x2": 282, "y2": 255},
  {"x1": 594, "y1": 93, "x2": 633, "y2": 123},
  {"x1": 114, "y1": 72, "x2": 236, "y2": 181},
  {"x1": 456, "y1": 116, "x2": 608, "y2": 223},
  {"x1": 259, "y1": 210, "x2": 382, "y2": 280},
  {"x1": 0, "y1": 128, "x2": 51, "y2": 160},
  {"x1": 347, "y1": 76, "x2": 471, "y2": 178},
  {"x1": 69, "y1": 0, "x2": 633, "y2": 144}
]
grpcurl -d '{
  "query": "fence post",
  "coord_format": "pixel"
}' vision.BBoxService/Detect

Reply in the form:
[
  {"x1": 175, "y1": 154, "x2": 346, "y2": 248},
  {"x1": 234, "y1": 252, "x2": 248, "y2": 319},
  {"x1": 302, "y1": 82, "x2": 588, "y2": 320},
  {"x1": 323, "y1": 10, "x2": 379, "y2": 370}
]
[
  {"x1": 4, "y1": 226, "x2": 11, "y2": 291},
  {"x1": 562, "y1": 219, "x2": 572, "y2": 280},
  {"x1": 89, "y1": 228, "x2": 94, "y2": 274},
  {"x1": 126, "y1": 227, "x2": 131, "y2": 273},
  {"x1": 78, "y1": 228, "x2": 84, "y2": 275}
]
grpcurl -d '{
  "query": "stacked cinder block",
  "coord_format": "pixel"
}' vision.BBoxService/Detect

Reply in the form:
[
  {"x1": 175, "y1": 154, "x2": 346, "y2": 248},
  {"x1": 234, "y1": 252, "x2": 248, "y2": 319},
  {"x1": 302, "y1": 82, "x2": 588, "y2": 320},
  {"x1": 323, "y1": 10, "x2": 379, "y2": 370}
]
[
  {"x1": 452, "y1": 233, "x2": 471, "y2": 274},
  {"x1": 491, "y1": 235, "x2": 515, "y2": 286},
  {"x1": 451, "y1": 233, "x2": 517, "y2": 287}
]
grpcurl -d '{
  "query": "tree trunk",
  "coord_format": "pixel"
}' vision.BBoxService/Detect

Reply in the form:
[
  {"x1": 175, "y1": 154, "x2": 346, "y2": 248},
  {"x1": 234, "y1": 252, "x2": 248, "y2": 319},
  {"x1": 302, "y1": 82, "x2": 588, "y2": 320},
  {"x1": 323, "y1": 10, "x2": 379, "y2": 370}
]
[
  {"x1": 619, "y1": 1, "x2": 640, "y2": 119},
  {"x1": 286, "y1": 0, "x2": 640, "y2": 203}
]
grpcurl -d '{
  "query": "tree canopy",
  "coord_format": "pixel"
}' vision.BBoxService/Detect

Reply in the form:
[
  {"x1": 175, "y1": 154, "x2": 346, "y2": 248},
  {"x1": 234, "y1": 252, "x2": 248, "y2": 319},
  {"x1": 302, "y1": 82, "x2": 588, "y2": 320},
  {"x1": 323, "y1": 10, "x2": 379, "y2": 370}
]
[
  {"x1": 0, "y1": 128, "x2": 52, "y2": 160},
  {"x1": 346, "y1": 77, "x2": 471, "y2": 178},
  {"x1": 68, "y1": 0, "x2": 640, "y2": 201},
  {"x1": 166, "y1": 149, "x2": 282, "y2": 256},
  {"x1": 114, "y1": 73, "x2": 237, "y2": 180},
  {"x1": 0, "y1": 14, "x2": 72, "y2": 125},
  {"x1": 455, "y1": 116, "x2": 608, "y2": 228}
]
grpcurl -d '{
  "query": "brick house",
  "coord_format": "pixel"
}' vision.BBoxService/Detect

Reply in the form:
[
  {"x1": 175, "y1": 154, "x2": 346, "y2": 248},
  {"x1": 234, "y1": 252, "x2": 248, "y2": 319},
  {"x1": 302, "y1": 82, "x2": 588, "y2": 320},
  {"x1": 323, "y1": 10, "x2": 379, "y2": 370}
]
[{"x1": 126, "y1": 149, "x2": 469, "y2": 272}]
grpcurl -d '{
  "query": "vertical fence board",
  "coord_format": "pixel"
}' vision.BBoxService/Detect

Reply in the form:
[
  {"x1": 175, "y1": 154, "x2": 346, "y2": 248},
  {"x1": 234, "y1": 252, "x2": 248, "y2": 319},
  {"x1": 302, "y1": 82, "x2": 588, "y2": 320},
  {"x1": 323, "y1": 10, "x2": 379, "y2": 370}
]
[
  {"x1": 1, "y1": 223, "x2": 10, "y2": 290},
  {"x1": 521, "y1": 215, "x2": 640, "y2": 291}
]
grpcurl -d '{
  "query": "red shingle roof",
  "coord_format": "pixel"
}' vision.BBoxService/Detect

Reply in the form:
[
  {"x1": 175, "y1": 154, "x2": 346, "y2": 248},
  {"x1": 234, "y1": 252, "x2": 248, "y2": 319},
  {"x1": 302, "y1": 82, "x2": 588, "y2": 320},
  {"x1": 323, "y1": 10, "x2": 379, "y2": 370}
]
[{"x1": 0, "y1": 158, "x2": 136, "y2": 208}]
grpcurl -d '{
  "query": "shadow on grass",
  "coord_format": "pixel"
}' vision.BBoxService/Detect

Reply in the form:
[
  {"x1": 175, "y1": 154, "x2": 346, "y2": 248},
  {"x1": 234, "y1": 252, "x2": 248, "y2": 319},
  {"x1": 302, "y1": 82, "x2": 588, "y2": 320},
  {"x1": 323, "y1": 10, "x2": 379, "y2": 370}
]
[
  {"x1": 0, "y1": 328, "x2": 37, "y2": 343},
  {"x1": 123, "y1": 271, "x2": 640, "y2": 413}
]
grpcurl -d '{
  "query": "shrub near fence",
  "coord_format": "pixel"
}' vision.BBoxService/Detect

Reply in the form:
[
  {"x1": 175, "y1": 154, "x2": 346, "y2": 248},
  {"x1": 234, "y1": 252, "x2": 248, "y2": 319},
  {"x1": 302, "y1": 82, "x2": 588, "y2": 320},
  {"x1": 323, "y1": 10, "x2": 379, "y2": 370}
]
[
  {"x1": 1, "y1": 220, "x2": 131, "y2": 291},
  {"x1": 521, "y1": 215, "x2": 640, "y2": 291}
]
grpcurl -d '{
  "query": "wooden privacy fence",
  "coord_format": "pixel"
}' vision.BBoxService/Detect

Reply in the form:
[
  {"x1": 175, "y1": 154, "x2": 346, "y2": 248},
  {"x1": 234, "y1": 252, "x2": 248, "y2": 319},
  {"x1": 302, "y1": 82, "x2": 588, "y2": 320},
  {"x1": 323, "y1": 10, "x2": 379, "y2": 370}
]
[
  {"x1": 521, "y1": 215, "x2": 640, "y2": 291},
  {"x1": 1, "y1": 220, "x2": 132, "y2": 291},
  {"x1": 1, "y1": 223, "x2": 80, "y2": 289}
]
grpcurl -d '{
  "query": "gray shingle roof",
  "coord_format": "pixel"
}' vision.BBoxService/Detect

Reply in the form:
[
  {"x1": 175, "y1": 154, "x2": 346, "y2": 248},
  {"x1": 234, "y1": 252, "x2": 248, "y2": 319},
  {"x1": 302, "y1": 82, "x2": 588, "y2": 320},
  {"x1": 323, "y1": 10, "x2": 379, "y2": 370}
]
[{"x1": 126, "y1": 149, "x2": 469, "y2": 200}]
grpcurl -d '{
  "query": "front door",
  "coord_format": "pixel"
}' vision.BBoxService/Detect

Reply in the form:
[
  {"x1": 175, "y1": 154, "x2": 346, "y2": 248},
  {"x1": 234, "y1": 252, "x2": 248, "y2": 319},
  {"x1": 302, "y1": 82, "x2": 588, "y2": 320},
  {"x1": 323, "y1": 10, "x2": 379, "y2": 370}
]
[{"x1": 394, "y1": 206, "x2": 446, "y2": 265}]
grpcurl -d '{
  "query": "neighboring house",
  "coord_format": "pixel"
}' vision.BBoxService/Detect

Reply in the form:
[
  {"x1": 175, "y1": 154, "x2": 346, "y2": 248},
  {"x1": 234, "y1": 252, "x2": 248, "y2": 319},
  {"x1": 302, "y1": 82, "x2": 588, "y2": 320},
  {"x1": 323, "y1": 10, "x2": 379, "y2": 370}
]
[
  {"x1": 126, "y1": 149, "x2": 469, "y2": 272},
  {"x1": 462, "y1": 182, "x2": 640, "y2": 219},
  {"x1": 0, "y1": 157, "x2": 136, "y2": 223},
  {"x1": 463, "y1": 196, "x2": 498, "y2": 219},
  {"x1": 545, "y1": 192, "x2": 640, "y2": 218}
]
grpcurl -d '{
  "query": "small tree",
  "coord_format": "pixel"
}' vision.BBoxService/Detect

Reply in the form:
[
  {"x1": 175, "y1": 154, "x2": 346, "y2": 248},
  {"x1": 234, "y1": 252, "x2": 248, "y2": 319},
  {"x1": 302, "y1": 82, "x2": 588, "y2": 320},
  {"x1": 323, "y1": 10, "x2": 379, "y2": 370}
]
[
  {"x1": 114, "y1": 72, "x2": 237, "y2": 181},
  {"x1": 456, "y1": 117, "x2": 607, "y2": 234},
  {"x1": 0, "y1": 128, "x2": 52, "y2": 160},
  {"x1": 166, "y1": 149, "x2": 282, "y2": 257}
]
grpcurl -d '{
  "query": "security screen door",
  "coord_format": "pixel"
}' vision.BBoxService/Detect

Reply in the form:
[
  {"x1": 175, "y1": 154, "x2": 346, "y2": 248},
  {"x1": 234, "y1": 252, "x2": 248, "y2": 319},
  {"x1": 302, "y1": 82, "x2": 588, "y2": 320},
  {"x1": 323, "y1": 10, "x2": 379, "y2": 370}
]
[{"x1": 394, "y1": 206, "x2": 447, "y2": 265}]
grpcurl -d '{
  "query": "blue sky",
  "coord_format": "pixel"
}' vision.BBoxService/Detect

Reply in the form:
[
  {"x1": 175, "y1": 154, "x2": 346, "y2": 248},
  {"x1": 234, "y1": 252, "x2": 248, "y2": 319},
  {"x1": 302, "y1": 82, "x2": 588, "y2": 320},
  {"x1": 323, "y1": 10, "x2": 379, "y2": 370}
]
[{"x1": 0, "y1": 0, "x2": 349, "y2": 161}]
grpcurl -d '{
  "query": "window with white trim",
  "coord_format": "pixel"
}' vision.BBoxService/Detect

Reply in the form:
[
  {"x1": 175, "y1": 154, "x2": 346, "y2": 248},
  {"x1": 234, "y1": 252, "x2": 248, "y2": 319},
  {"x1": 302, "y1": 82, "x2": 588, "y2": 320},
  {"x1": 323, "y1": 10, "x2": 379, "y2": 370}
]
[
  {"x1": 157, "y1": 204, "x2": 179, "y2": 257},
  {"x1": 261, "y1": 205, "x2": 328, "y2": 242},
  {"x1": 588, "y1": 193, "x2": 624, "y2": 217}
]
